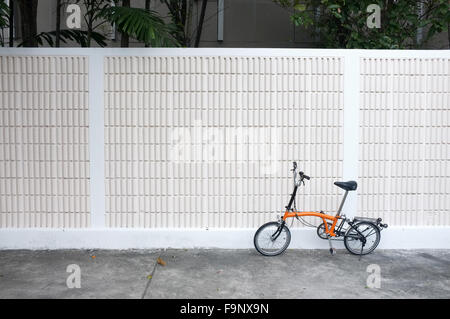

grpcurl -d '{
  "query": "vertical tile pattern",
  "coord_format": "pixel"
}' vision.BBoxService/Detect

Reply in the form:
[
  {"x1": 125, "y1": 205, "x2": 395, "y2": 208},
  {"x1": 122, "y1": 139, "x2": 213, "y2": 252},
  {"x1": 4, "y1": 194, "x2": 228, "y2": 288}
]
[
  {"x1": 359, "y1": 58, "x2": 449, "y2": 226},
  {"x1": 104, "y1": 56, "x2": 344, "y2": 228},
  {"x1": 424, "y1": 59, "x2": 450, "y2": 226},
  {"x1": 0, "y1": 56, "x2": 90, "y2": 228}
]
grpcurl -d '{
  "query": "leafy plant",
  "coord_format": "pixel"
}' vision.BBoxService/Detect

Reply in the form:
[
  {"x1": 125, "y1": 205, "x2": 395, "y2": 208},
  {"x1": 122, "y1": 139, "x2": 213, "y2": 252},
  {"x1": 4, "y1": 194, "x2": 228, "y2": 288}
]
[
  {"x1": 0, "y1": 1, "x2": 8, "y2": 28},
  {"x1": 15, "y1": 0, "x2": 179, "y2": 48},
  {"x1": 160, "y1": 0, "x2": 195, "y2": 46},
  {"x1": 18, "y1": 29, "x2": 107, "y2": 47},
  {"x1": 0, "y1": 0, "x2": 10, "y2": 46},
  {"x1": 274, "y1": 0, "x2": 450, "y2": 49},
  {"x1": 100, "y1": 5, "x2": 179, "y2": 47},
  {"x1": 159, "y1": 0, "x2": 212, "y2": 47},
  {"x1": 80, "y1": 0, "x2": 111, "y2": 47}
]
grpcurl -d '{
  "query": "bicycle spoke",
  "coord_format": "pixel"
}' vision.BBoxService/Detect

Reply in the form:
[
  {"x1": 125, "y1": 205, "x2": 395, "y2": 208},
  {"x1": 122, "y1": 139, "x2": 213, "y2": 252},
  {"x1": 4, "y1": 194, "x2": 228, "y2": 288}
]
[
  {"x1": 364, "y1": 230, "x2": 377, "y2": 237},
  {"x1": 257, "y1": 224, "x2": 289, "y2": 254},
  {"x1": 344, "y1": 222, "x2": 380, "y2": 255}
]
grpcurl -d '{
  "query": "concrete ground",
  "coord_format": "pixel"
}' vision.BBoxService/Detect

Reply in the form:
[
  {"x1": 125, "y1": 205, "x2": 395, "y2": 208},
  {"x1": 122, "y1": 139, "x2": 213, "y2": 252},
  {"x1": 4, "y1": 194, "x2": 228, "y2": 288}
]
[{"x1": 0, "y1": 249, "x2": 449, "y2": 299}]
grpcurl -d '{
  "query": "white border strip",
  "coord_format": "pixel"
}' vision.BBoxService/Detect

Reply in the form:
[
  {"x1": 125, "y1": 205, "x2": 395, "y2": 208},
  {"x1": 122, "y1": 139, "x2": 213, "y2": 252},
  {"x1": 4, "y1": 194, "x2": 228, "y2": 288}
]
[
  {"x1": 342, "y1": 52, "x2": 360, "y2": 218},
  {"x1": 0, "y1": 227, "x2": 449, "y2": 250},
  {"x1": 0, "y1": 48, "x2": 449, "y2": 59},
  {"x1": 88, "y1": 55, "x2": 105, "y2": 228}
]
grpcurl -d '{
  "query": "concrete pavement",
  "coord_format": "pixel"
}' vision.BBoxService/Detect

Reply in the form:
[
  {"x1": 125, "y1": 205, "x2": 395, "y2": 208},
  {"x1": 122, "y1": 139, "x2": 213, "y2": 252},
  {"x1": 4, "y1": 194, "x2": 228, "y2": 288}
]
[{"x1": 0, "y1": 249, "x2": 449, "y2": 299}]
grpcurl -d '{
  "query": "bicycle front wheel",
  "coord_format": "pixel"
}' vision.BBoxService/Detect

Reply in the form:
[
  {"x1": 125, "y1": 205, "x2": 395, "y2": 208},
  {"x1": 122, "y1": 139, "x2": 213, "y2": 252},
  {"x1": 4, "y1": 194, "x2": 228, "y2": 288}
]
[
  {"x1": 344, "y1": 221, "x2": 380, "y2": 255},
  {"x1": 254, "y1": 221, "x2": 291, "y2": 256}
]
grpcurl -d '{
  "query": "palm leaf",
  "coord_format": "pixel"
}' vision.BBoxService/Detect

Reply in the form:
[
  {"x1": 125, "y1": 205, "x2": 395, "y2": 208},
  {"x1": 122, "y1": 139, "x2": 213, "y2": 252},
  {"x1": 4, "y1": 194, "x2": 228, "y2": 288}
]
[
  {"x1": 100, "y1": 6, "x2": 179, "y2": 47},
  {"x1": 0, "y1": 1, "x2": 10, "y2": 29},
  {"x1": 18, "y1": 29, "x2": 108, "y2": 47}
]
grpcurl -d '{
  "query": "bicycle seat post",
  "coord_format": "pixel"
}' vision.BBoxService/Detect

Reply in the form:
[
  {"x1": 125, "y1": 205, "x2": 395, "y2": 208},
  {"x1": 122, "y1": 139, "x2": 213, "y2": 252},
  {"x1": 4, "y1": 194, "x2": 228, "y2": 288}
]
[{"x1": 335, "y1": 190, "x2": 349, "y2": 217}]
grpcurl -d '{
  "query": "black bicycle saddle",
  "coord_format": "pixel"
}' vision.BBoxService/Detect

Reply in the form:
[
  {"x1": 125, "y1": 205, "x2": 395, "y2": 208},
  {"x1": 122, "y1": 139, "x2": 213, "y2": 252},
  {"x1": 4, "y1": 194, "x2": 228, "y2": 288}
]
[{"x1": 334, "y1": 181, "x2": 357, "y2": 191}]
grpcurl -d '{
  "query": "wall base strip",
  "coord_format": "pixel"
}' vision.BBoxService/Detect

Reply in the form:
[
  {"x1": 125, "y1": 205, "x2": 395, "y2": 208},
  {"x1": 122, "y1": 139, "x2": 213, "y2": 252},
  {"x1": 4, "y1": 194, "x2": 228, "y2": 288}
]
[{"x1": 0, "y1": 227, "x2": 449, "y2": 250}]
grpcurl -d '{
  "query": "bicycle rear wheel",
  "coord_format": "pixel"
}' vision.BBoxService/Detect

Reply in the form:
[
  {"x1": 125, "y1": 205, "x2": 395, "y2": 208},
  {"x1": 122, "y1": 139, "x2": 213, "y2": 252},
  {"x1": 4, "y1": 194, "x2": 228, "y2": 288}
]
[
  {"x1": 344, "y1": 221, "x2": 380, "y2": 255},
  {"x1": 254, "y1": 221, "x2": 291, "y2": 256}
]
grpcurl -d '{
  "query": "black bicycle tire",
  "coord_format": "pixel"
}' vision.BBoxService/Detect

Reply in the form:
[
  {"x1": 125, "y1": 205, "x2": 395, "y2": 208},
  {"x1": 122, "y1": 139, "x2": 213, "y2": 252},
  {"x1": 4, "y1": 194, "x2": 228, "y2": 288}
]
[
  {"x1": 344, "y1": 221, "x2": 380, "y2": 255},
  {"x1": 254, "y1": 221, "x2": 291, "y2": 256}
]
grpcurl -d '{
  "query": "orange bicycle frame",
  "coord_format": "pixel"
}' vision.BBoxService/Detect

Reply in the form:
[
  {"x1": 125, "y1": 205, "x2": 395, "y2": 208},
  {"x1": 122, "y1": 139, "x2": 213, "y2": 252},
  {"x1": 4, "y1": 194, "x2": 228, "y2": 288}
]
[
  {"x1": 282, "y1": 211, "x2": 340, "y2": 237},
  {"x1": 282, "y1": 162, "x2": 351, "y2": 238}
]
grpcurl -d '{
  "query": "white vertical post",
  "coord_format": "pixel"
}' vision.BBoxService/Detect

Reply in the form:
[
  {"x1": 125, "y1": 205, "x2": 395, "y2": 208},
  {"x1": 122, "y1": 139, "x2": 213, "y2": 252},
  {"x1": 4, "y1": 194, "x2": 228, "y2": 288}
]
[
  {"x1": 89, "y1": 54, "x2": 105, "y2": 228},
  {"x1": 342, "y1": 52, "x2": 360, "y2": 218}
]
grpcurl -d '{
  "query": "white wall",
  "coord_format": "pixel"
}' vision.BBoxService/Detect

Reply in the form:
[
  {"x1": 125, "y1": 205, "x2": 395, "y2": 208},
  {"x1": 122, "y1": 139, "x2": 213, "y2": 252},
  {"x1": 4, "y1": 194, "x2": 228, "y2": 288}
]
[
  {"x1": 0, "y1": 48, "x2": 449, "y2": 249},
  {"x1": 0, "y1": 55, "x2": 90, "y2": 228},
  {"x1": 359, "y1": 57, "x2": 450, "y2": 226},
  {"x1": 103, "y1": 55, "x2": 344, "y2": 228}
]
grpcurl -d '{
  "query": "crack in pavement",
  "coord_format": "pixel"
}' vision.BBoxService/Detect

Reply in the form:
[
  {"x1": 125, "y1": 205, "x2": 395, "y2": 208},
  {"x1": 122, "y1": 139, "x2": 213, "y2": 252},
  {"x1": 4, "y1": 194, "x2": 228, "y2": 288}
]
[{"x1": 141, "y1": 253, "x2": 162, "y2": 299}]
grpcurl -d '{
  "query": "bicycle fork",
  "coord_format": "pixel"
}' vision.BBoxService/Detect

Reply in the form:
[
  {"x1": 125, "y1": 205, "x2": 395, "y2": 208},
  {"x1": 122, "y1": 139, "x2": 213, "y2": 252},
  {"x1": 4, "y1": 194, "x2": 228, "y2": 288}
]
[{"x1": 271, "y1": 219, "x2": 285, "y2": 241}]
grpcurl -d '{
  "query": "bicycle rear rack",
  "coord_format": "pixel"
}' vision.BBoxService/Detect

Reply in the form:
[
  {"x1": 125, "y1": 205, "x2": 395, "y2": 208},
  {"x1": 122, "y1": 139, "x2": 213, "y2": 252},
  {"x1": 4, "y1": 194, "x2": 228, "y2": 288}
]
[{"x1": 353, "y1": 216, "x2": 388, "y2": 230}]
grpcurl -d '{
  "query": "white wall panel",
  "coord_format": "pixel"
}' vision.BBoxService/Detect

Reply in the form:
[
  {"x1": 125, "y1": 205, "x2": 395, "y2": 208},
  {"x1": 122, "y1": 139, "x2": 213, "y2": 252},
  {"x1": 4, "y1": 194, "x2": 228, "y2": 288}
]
[
  {"x1": 0, "y1": 56, "x2": 90, "y2": 228},
  {"x1": 1, "y1": 49, "x2": 447, "y2": 234},
  {"x1": 359, "y1": 58, "x2": 449, "y2": 226},
  {"x1": 104, "y1": 56, "x2": 344, "y2": 228}
]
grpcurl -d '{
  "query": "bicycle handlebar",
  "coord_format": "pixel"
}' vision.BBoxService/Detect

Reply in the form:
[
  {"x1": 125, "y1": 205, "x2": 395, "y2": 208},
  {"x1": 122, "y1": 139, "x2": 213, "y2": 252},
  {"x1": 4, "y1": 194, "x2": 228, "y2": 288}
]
[{"x1": 292, "y1": 162, "x2": 310, "y2": 185}]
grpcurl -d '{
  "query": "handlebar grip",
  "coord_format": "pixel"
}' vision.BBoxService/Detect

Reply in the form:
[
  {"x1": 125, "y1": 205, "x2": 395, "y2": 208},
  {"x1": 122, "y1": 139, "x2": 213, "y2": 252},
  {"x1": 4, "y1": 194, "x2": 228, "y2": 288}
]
[{"x1": 299, "y1": 171, "x2": 310, "y2": 180}]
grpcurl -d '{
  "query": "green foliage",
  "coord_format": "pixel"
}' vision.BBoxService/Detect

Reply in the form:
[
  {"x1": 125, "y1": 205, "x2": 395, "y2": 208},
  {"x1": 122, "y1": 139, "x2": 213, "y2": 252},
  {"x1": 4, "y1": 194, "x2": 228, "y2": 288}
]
[
  {"x1": 2, "y1": 0, "x2": 179, "y2": 47},
  {"x1": 82, "y1": 0, "x2": 111, "y2": 24},
  {"x1": 159, "y1": 0, "x2": 194, "y2": 47},
  {"x1": 18, "y1": 29, "x2": 108, "y2": 47},
  {"x1": 0, "y1": 1, "x2": 8, "y2": 28},
  {"x1": 0, "y1": 0, "x2": 10, "y2": 46},
  {"x1": 77, "y1": 0, "x2": 116, "y2": 47},
  {"x1": 100, "y1": 6, "x2": 179, "y2": 47},
  {"x1": 274, "y1": 0, "x2": 450, "y2": 49}
]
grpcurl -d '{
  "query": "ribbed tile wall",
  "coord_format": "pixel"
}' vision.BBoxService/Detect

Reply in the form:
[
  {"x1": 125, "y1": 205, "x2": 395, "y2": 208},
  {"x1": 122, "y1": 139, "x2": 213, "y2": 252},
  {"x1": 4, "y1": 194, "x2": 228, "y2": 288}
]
[
  {"x1": 104, "y1": 56, "x2": 344, "y2": 228},
  {"x1": 0, "y1": 56, "x2": 90, "y2": 228},
  {"x1": 359, "y1": 58, "x2": 449, "y2": 226}
]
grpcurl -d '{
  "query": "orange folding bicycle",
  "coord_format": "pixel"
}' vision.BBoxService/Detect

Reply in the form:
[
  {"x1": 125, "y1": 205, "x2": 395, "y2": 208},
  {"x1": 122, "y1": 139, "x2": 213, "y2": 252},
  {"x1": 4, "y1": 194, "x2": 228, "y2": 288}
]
[{"x1": 254, "y1": 162, "x2": 388, "y2": 257}]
